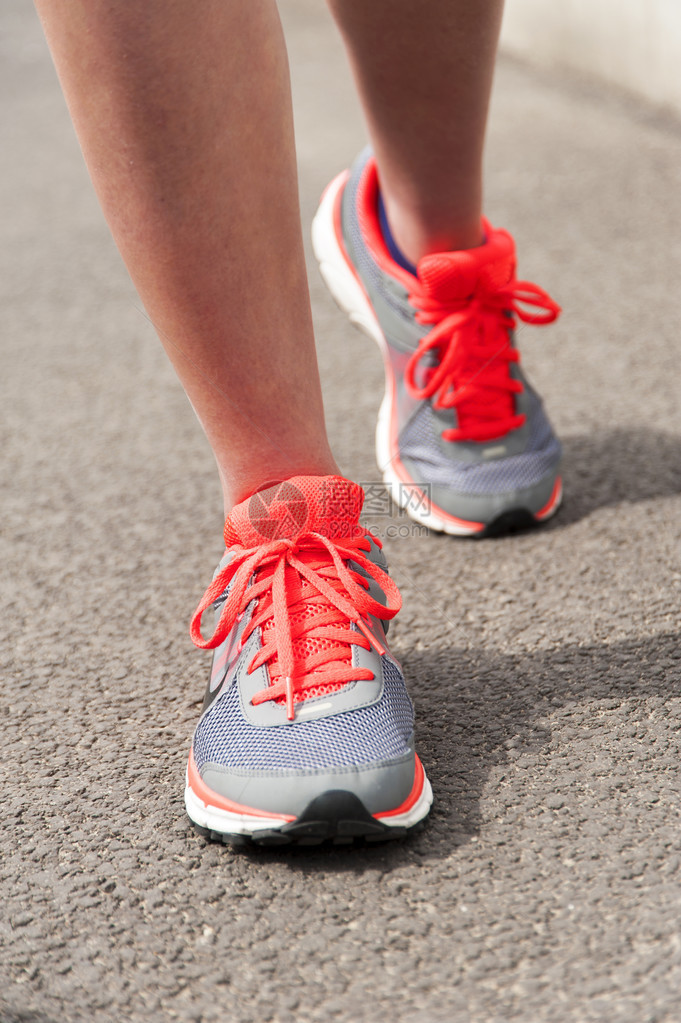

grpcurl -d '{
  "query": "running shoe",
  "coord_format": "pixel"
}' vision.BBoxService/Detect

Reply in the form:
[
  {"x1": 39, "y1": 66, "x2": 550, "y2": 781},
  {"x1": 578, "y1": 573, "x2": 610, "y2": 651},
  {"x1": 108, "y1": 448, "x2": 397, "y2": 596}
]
[
  {"x1": 185, "y1": 474, "x2": 432, "y2": 847},
  {"x1": 312, "y1": 149, "x2": 563, "y2": 536}
]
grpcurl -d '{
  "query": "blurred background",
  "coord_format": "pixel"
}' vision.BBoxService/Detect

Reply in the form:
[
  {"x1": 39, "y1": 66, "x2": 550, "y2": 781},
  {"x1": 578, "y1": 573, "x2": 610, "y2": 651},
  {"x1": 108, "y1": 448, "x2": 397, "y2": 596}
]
[{"x1": 502, "y1": 0, "x2": 681, "y2": 115}]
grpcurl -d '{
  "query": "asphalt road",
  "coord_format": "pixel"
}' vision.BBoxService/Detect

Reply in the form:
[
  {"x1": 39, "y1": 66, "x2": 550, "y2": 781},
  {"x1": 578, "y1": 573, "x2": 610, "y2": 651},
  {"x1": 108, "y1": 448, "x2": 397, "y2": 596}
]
[{"x1": 1, "y1": 2, "x2": 680, "y2": 1022}]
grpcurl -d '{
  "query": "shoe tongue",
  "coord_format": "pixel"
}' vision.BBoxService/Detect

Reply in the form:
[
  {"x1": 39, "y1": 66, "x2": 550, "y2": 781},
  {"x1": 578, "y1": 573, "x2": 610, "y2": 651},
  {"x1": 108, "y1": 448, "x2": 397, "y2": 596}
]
[
  {"x1": 224, "y1": 475, "x2": 365, "y2": 548},
  {"x1": 417, "y1": 226, "x2": 516, "y2": 302}
]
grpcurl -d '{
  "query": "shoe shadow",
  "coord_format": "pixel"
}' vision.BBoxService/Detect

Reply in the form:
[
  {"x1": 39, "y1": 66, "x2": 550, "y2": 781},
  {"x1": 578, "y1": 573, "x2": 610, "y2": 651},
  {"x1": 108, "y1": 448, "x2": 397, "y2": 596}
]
[
  {"x1": 0, "y1": 1006, "x2": 59, "y2": 1023},
  {"x1": 548, "y1": 427, "x2": 681, "y2": 529},
  {"x1": 244, "y1": 629, "x2": 681, "y2": 871}
]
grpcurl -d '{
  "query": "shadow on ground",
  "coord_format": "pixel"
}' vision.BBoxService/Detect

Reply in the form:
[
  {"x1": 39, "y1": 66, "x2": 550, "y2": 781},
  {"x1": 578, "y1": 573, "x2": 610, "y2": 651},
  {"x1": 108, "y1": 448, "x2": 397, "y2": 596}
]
[
  {"x1": 0, "y1": 1006, "x2": 59, "y2": 1023},
  {"x1": 550, "y1": 427, "x2": 681, "y2": 528},
  {"x1": 227, "y1": 628, "x2": 680, "y2": 872}
]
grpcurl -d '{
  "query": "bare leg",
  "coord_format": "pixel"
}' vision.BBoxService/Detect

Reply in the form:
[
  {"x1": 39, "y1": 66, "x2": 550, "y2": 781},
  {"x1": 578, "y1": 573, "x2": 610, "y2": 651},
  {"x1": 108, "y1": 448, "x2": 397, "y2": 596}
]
[
  {"x1": 34, "y1": 0, "x2": 339, "y2": 511},
  {"x1": 327, "y1": 0, "x2": 505, "y2": 258}
]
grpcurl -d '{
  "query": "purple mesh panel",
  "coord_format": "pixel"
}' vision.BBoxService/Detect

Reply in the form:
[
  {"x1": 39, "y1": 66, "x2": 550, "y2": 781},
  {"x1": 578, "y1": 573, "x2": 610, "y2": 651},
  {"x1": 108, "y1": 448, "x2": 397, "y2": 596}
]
[
  {"x1": 193, "y1": 657, "x2": 413, "y2": 773},
  {"x1": 400, "y1": 394, "x2": 560, "y2": 495}
]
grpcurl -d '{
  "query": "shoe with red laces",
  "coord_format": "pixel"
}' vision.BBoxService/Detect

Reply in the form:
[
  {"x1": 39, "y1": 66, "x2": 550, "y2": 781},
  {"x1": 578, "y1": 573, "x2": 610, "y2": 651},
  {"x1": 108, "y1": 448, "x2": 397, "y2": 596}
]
[
  {"x1": 312, "y1": 148, "x2": 563, "y2": 536},
  {"x1": 185, "y1": 475, "x2": 432, "y2": 846}
]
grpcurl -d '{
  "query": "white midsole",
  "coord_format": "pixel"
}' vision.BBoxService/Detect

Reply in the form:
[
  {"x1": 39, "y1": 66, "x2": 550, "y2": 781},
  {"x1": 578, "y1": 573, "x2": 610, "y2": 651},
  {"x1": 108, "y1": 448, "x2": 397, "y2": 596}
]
[
  {"x1": 185, "y1": 769, "x2": 433, "y2": 837},
  {"x1": 185, "y1": 783, "x2": 290, "y2": 836}
]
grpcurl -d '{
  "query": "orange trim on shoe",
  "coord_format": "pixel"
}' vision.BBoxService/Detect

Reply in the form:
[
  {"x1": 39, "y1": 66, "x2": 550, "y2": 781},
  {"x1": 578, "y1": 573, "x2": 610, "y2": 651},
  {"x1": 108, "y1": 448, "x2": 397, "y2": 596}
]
[
  {"x1": 187, "y1": 749, "x2": 295, "y2": 823},
  {"x1": 375, "y1": 754, "x2": 426, "y2": 819},
  {"x1": 535, "y1": 475, "x2": 562, "y2": 521},
  {"x1": 390, "y1": 462, "x2": 487, "y2": 535},
  {"x1": 189, "y1": 747, "x2": 424, "y2": 825},
  {"x1": 353, "y1": 161, "x2": 417, "y2": 289}
]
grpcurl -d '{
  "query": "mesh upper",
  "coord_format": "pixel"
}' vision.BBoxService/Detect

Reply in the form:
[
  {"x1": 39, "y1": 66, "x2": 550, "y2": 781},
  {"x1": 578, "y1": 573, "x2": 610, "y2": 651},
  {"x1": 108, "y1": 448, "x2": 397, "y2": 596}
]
[
  {"x1": 401, "y1": 392, "x2": 561, "y2": 495},
  {"x1": 193, "y1": 657, "x2": 413, "y2": 773}
]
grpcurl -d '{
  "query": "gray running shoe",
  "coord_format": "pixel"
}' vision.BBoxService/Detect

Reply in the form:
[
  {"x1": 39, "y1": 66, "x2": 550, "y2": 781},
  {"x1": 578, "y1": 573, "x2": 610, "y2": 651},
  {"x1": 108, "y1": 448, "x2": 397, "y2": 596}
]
[
  {"x1": 313, "y1": 149, "x2": 563, "y2": 536},
  {"x1": 186, "y1": 475, "x2": 432, "y2": 847}
]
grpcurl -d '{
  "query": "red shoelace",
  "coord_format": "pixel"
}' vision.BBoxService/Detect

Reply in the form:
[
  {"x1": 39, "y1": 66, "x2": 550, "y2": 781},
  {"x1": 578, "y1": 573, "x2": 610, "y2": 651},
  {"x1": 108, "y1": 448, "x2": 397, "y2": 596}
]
[
  {"x1": 190, "y1": 531, "x2": 401, "y2": 720},
  {"x1": 405, "y1": 275, "x2": 561, "y2": 443}
]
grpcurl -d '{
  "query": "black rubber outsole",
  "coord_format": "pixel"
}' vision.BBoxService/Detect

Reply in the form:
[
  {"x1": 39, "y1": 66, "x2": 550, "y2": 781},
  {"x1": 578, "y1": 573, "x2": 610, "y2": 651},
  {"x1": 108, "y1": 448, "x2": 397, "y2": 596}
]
[
  {"x1": 190, "y1": 789, "x2": 429, "y2": 849},
  {"x1": 478, "y1": 507, "x2": 540, "y2": 538}
]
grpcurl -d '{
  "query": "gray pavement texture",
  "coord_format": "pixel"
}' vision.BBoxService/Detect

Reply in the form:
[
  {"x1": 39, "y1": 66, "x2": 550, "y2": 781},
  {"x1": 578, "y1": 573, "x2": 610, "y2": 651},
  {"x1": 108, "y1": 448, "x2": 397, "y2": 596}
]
[{"x1": 1, "y1": 1, "x2": 680, "y2": 1022}]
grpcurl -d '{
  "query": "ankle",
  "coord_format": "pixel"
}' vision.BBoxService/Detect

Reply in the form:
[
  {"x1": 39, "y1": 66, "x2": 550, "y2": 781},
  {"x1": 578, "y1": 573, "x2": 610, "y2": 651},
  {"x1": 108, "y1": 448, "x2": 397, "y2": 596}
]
[
  {"x1": 379, "y1": 191, "x2": 484, "y2": 263},
  {"x1": 220, "y1": 457, "x2": 343, "y2": 516}
]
